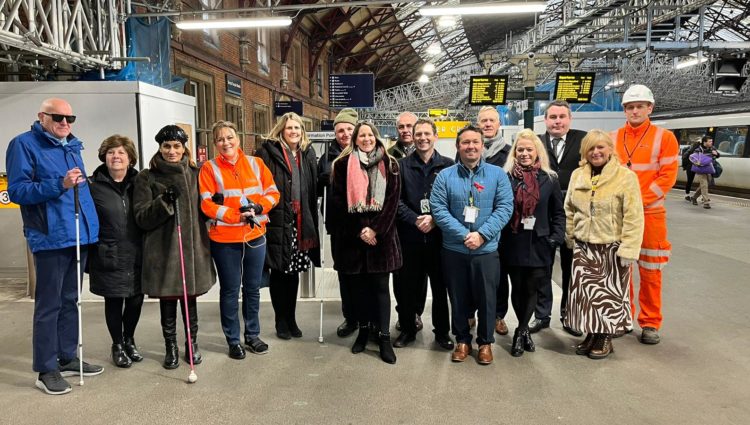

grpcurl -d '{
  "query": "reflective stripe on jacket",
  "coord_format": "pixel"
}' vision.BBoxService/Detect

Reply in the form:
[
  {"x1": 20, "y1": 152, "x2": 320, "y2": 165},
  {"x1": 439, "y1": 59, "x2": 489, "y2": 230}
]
[
  {"x1": 199, "y1": 151, "x2": 280, "y2": 243},
  {"x1": 611, "y1": 119, "x2": 679, "y2": 214}
]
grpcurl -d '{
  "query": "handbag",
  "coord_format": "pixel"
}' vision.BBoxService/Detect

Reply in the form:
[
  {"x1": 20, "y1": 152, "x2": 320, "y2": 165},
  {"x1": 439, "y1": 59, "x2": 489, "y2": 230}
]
[
  {"x1": 712, "y1": 159, "x2": 723, "y2": 179},
  {"x1": 689, "y1": 151, "x2": 714, "y2": 174}
]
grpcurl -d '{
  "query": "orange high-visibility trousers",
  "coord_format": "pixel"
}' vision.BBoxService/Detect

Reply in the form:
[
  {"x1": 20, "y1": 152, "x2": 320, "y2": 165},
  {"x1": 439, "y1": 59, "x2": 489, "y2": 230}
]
[{"x1": 629, "y1": 211, "x2": 670, "y2": 329}]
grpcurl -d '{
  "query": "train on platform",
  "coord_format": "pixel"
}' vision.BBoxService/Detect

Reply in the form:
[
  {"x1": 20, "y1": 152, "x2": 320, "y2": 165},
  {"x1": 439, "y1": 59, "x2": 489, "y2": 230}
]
[{"x1": 651, "y1": 110, "x2": 750, "y2": 196}]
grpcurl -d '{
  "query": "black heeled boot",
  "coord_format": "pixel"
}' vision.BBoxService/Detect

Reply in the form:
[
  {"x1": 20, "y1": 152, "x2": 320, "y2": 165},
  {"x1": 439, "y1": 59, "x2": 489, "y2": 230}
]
[
  {"x1": 160, "y1": 300, "x2": 179, "y2": 369},
  {"x1": 122, "y1": 337, "x2": 143, "y2": 362},
  {"x1": 511, "y1": 328, "x2": 525, "y2": 357},
  {"x1": 378, "y1": 332, "x2": 397, "y2": 364},
  {"x1": 522, "y1": 330, "x2": 535, "y2": 352},
  {"x1": 275, "y1": 318, "x2": 291, "y2": 340},
  {"x1": 351, "y1": 324, "x2": 369, "y2": 354},
  {"x1": 111, "y1": 343, "x2": 132, "y2": 368},
  {"x1": 183, "y1": 298, "x2": 202, "y2": 365}
]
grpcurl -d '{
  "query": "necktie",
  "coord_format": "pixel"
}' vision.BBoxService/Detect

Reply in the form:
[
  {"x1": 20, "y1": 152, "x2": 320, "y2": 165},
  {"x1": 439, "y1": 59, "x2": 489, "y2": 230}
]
[{"x1": 552, "y1": 138, "x2": 563, "y2": 160}]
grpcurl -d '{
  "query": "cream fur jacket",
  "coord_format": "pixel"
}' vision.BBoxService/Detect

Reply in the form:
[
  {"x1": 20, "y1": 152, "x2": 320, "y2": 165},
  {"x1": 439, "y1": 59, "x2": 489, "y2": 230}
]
[{"x1": 564, "y1": 157, "x2": 644, "y2": 260}]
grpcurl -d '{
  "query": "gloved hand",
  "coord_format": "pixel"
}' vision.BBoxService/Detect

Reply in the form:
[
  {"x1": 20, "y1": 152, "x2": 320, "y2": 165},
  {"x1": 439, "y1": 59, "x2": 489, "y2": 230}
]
[
  {"x1": 546, "y1": 237, "x2": 560, "y2": 250},
  {"x1": 162, "y1": 185, "x2": 181, "y2": 205},
  {"x1": 619, "y1": 257, "x2": 636, "y2": 267},
  {"x1": 211, "y1": 193, "x2": 225, "y2": 205},
  {"x1": 248, "y1": 200, "x2": 263, "y2": 216}
]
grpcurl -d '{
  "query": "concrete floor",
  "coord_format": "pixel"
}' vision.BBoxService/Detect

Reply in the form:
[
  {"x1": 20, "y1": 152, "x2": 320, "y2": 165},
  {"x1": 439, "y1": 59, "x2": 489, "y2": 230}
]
[{"x1": 1, "y1": 190, "x2": 749, "y2": 425}]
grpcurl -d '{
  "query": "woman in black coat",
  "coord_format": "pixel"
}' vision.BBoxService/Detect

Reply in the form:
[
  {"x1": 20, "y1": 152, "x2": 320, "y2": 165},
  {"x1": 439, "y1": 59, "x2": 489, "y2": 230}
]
[
  {"x1": 88, "y1": 135, "x2": 143, "y2": 368},
  {"x1": 501, "y1": 129, "x2": 565, "y2": 357},
  {"x1": 330, "y1": 121, "x2": 402, "y2": 364},
  {"x1": 257, "y1": 112, "x2": 321, "y2": 340}
]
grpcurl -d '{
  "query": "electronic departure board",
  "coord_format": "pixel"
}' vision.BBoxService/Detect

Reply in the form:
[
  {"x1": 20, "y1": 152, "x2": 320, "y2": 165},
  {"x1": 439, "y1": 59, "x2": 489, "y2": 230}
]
[
  {"x1": 329, "y1": 73, "x2": 375, "y2": 108},
  {"x1": 554, "y1": 72, "x2": 596, "y2": 103},
  {"x1": 469, "y1": 75, "x2": 508, "y2": 105}
]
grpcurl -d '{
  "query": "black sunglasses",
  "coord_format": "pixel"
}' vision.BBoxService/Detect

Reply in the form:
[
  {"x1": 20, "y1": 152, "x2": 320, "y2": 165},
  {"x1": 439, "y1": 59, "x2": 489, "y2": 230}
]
[{"x1": 42, "y1": 112, "x2": 77, "y2": 124}]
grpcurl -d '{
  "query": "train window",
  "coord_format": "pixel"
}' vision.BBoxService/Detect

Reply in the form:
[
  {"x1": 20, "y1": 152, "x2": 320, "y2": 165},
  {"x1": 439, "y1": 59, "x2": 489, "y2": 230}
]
[
  {"x1": 674, "y1": 128, "x2": 707, "y2": 153},
  {"x1": 714, "y1": 126, "x2": 748, "y2": 157}
]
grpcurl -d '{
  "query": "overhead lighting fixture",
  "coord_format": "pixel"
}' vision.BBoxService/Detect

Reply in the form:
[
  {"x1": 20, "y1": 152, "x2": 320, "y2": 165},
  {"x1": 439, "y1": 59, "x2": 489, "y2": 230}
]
[
  {"x1": 438, "y1": 16, "x2": 456, "y2": 28},
  {"x1": 423, "y1": 63, "x2": 436, "y2": 73},
  {"x1": 605, "y1": 78, "x2": 624, "y2": 89},
  {"x1": 426, "y1": 43, "x2": 441, "y2": 55},
  {"x1": 176, "y1": 16, "x2": 292, "y2": 30},
  {"x1": 418, "y1": 74, "x2": 430, "y2": 84},
  {"x1": 420, "y1": 2, "x2": 547, "y2": 16},
  {"x1": 675, "y1": 55, "x2": 708, "y2": 70}
]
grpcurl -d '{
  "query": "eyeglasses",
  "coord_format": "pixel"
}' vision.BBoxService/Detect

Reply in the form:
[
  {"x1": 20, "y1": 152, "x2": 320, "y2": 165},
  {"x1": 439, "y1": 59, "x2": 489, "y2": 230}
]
[{"x1": 41, "y1": 112, "x2": 77, "y2": 124}]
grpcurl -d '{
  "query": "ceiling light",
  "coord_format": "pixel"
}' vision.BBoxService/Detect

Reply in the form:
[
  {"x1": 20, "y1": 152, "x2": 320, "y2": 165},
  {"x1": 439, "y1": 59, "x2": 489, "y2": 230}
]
[
  {"x1": 438, "y1": 16, "x2": 456, "y2": 28},
  {"x1": 427, "y1": 43, "x2": 441, "y2": 55},
  {"x1": 420, "y1": 2, "x2": 547, "y2": 16},
  {"x1": 675, "y1": 56, "x2": 708, "y2": 70},
  {"x1": 176, "y1": 16, "x2": 292, "y2": 30},
  {"x1": 418, "y1": 74, "x2": 430, "y2": 84},
  {"x1": 423, "y1": 63, "x2": 436, "y2": 73},
  {"x1": 605, "y1": 78, "x2": 624, "y2": 89}
]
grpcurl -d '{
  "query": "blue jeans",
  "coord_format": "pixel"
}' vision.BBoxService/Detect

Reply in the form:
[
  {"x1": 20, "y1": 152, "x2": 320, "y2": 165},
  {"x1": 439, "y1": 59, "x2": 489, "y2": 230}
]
[
  {"x1": 33, "y1": 246, "x2": 89, "y2": 372},
  {"x1": 211, "y1": 237, "x2": 266, "y2": 345}
]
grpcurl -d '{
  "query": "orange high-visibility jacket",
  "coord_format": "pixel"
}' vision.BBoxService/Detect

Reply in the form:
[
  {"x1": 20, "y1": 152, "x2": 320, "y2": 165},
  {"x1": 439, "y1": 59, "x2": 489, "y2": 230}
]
[
  {"x1": 612, "y1": 119, "x2": 680, "y2": 214},
  {"x1": 199, "y1": 151, "x2": 280, "y2": 243}
]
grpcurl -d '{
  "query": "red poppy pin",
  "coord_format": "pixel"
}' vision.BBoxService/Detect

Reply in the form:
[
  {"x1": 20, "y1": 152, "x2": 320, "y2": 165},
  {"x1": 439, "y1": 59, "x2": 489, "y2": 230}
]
[{"x1": 473, "y1": 182, "x2": 485, "y2": 192}]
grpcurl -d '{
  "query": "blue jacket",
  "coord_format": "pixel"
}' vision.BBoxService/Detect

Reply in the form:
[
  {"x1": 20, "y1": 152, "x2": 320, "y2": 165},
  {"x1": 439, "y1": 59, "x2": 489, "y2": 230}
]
[
  {"x1": 6, "y1": 122, "x2": 99, "y2": 252},
  {"x1": 430, "y1": 159, "x2": 513, "y2": 255}
]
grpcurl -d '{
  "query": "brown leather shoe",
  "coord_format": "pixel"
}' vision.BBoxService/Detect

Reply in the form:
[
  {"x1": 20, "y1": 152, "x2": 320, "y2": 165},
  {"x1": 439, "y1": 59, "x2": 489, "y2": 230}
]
[
  {"x1": 575, "y1": 333, "x2": 596, "y2": 355},
  {"x1": 451, "y1": 343, "x2": 471, "y2": 362},
  {"x1": 477, "y1": 344, "x2": 493, "y2": 365},
  {"x1": 588, "y1": 334, "x2": 614, "y2": 359},
  {"x1": 495, "y1": 318, "x2": 508, "y2": 335}
]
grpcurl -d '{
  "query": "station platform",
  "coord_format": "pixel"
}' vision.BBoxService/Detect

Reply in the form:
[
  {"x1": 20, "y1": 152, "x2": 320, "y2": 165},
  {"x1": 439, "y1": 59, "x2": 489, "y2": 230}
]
[{"x1": 0, "y1": 189, "x2": 748, "y2": 424}]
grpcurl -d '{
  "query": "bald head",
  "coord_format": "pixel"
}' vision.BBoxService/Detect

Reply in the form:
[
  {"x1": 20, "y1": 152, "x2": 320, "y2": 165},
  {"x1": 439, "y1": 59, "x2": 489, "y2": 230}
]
[{"x1": 38, "y1": 98, "x2": 75, "y2": 139}]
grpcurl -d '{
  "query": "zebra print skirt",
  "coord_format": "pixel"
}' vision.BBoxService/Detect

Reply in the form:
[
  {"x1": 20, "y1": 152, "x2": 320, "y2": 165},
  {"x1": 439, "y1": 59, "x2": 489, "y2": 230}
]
[{"x1": 564, "y1": 241, "x2": 633, "y2": 334}]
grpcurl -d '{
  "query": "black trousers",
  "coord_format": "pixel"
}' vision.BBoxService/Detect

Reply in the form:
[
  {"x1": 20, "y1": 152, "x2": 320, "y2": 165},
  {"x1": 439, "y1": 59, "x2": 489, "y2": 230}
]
[
  {"x1": 342, "y1": 272, "x2": 391, "y2": 334},
  {"x1": 104, "y1": 294, "x2": 144, "y2": 343},
  {"x1": 393, "y1": 243, "x2": 450, "y2": 335},
  {"x1": 269, "y1": 269, "x2": 300, "y2": 328},
  {"x1": 338, "y1": 271, "x2": 356, "y2": 322},
  {"x1": 536, "y1": 243, "x2": 573, "y2": 320},
  {"x1": 508, "y1": 266, "x2": 548, "y2": 331},
  {"x1": 442, "y1": 249, "x2": 499, "y2": 345},
  {"x1": 495, "y1": 264, "x2": 509, "y2": 319}
]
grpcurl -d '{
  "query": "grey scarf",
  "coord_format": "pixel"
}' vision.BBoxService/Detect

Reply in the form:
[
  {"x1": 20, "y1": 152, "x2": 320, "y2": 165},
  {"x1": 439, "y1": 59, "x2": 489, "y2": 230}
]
[{"x1": 483, "y1": 132, "x2": 506, "y2": 160}]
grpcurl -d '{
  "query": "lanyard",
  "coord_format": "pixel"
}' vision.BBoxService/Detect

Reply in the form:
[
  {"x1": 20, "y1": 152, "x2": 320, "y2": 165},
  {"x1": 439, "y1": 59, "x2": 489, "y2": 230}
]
[{"x1": 623, "y1": 124, "x2": 650, "y2": 168}]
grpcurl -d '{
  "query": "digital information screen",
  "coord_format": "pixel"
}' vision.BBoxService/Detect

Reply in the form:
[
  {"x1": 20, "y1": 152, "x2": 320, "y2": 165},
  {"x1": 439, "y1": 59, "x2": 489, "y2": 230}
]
[
  {"x1": 329, "y1": 74, "x2": 375, "y2": 108},
  {"x1": 554, "y1": 72, "x2": 596, "y2": 103},
  {"x1": 469, "y1": 75, "x2": 508, "y2": 105}
]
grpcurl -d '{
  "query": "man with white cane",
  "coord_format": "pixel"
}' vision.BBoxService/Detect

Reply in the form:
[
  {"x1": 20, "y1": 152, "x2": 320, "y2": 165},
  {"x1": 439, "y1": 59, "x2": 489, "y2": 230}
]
[{"x1": 6, "y1": 98, "x2": 102, "y2": 395}]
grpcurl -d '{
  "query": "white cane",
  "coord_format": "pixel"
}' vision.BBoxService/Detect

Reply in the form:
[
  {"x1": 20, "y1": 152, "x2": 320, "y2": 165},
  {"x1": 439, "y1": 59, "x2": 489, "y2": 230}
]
[
  {"x1": 73, "y1": 184, "x2": 84, "y2": 386},
  {"x1": 318, "y1": 185, "x2": 328, "y2": 344}
]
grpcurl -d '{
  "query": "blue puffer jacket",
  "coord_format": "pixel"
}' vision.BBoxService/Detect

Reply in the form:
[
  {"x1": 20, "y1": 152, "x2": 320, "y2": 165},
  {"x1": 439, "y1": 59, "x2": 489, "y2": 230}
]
[
  {"x1": 430, "y1": 159, "x2": 513, "y2": 255},
  {"x1": 6, "y1": 122, "x2": 99, "y2": 252}
]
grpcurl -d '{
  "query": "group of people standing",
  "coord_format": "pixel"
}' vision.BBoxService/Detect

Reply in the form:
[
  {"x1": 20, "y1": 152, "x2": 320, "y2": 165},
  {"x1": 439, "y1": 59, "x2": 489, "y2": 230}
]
[{"x1": 7, "y1": 82, "x2": 679, "y2": 394}]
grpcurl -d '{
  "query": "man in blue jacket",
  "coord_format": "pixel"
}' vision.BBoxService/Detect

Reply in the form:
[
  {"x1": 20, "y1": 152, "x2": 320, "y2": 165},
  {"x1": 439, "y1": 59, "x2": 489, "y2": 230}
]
[
  {"x1": 430, "y1": 124, "x2": 513, "y2": 365},
  {"x1": 6, "y1": 98, "x2": 101, "y2": 395}
]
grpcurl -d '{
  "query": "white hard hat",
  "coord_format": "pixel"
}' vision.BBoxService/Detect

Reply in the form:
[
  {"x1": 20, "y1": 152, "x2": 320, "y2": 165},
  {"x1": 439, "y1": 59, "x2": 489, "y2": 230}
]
[{"x1": 621, "y1": 84, "x2": 655, "y2": 105}]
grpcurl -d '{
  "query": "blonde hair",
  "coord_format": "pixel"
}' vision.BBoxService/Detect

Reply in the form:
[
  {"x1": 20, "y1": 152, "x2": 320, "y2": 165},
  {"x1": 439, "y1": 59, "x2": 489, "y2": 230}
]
[
  {"x1": 211, "y1": 120, "x2": 238, "y2": 142},
  {"x1": 504, "y1": 129, "x2": 557, "y2": 177},
  {"x1": 265, "y1": 112, "x2": 311, "y2": 151},
  {"x1": 578, "y1": 129, "x2": 619, "y2": 166},
  {"x1": 478, "y1": 106, "x2": 500, "y2": 120}
]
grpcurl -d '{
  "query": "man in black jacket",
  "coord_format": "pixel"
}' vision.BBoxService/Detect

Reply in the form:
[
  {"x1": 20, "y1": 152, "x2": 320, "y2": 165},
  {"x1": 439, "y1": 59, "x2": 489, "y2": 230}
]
[
  {"x1": 392, "y1": 118, "x2": 455, "y2": 350},
  {"x1": 316, "y1": 108, "x2": 358, "y2": 337},
  {"x1": 530, "y1": 100, "x2": 586, "y2": 336}
]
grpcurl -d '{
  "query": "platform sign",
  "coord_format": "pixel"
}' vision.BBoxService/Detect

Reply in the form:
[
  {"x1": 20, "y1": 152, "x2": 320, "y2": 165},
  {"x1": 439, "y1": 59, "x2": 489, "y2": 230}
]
[
  {"x1": 554, "y1": 72, "x2": 596, "y2": 103},
  {"x1": 274, "y1": 101, "x2": 303, "y2": 116},
  {"x1": 469, "y1": 75, "x2": 508, "y2": 105},
  {"x1": 435, "y1": 121, "x2": 471, "y2": 138},
  {"x1": 429, "y1": 109, "x2": 449, "y2": 117},
  {"x1": 0, "y1": 175, "x2": 18, "y2": 209},
  {"x1": 329, "y1": 74, "x2": 375, "y2": 108},
  {"x1": 321, "y1": 119, "x2": 335, "y2": 131}
]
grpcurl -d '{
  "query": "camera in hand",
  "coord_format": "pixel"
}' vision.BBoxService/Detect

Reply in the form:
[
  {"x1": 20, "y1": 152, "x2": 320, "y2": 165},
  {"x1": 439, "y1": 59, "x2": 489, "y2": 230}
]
[{"x1": 239, "y1": 199, "x2": 262, "y2": 228}]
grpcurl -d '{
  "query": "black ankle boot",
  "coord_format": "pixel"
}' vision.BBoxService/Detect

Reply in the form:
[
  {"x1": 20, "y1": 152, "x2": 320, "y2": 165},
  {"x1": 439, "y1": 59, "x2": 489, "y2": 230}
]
[
  {"x1": 185, "y1": 341, "x2": 202, "y2": 365},
  {"x1": 511, "y1": 328, "x2": 524, "y2": 357},
  {"x1": 111, "y1": 343, "x2": 132, "y2": 368},
  {"x1": 522, "y1": 330, "x2": 535, "y2": 352},
  {"x1": 163, "y1": 340, "x2": 179, "y2": 369},
  {"x1": 275, "y1": 319, "x2": 291, "y2": 340},
  {"x1": 288, "y1": 317, "x2": 302, "y2": 338},
  {"x1": 378, "y1": 332, "x2": 397, "y2": 364},
  {"x1": 183, "y1": 298, "x2": 202, "y2": 365},
  {"x1": 122, "y1": 337, "x2": 143, "y2": 362},
  {"x1": 352, "y1": 325, "x2": 369, "y2": 354}
]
